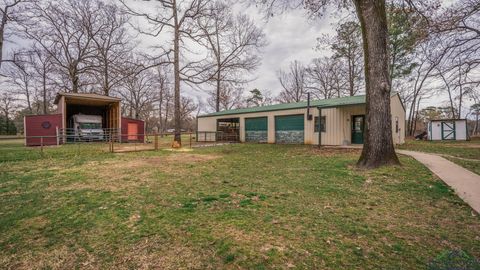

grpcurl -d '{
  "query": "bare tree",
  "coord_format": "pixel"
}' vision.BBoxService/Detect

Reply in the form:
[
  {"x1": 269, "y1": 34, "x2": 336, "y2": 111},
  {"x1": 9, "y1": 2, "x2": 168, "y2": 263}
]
[
  {"x1": 155, "y1": 66, "x2": 172, "y2": 134},
  {"x1": 0, "y1": 91, "x2": 17, "y2": 134},
  {"x1": 0, "y1": 0, "x2": 33, "y2": 70},
  {"x1": 197, "y1": 1, "x2": 266, "y2": 112},
  {"x1": 179, "y1": 95, "x2": 198, "y2": 125},
  {"x1": 206, "y1": 82, "x2": 244, "y2": 111},
  {"x1": 23, "y1": 0, "x2": 99, "y2": 93},
  {"x1": 319, "y1": 21, "x2": 363, "y2": 96},
  {"x1": 30, "y1": 45, "x2": 55, "y2": 114},
  {"x1": 276, "y1": 60, "x2": 307, "y2": 103},
  {"x1": 306, "y1": 57, "x2": 346, "y2": 99},
  {"x1": 121, "y1": 0, "x2": 210, "y2": 147},
  {"x1": 5, "y1": 52, "x2": 34, "y2": 113},
  {"x1": 255, "y1": 0, "x2": 405, "y2": 168},
  {"x1": 404, "y1": 40, "x2": 446, "y2": 136},
  {"x1": 91, "y1": 1, "x2": 133, "y2": 96},
  {"x1": 119, "y1": 69, "x2": 158, "y2": 119}
]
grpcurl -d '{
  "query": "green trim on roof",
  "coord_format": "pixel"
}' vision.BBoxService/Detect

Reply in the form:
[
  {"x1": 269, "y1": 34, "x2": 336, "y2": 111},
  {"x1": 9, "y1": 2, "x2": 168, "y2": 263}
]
[
  {"x1": 199, "y1": 93, "x2": 400, "y2": 118},
  {"x1": 200, "y1": 94, "x2": 400, "y2": 118}
]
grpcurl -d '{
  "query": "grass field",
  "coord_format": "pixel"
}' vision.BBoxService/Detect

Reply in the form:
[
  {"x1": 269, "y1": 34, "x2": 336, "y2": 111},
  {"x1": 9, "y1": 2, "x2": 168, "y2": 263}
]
[
  {"x1": 398, "y1": 138, "x2": 480, "y2": 159},
  {"x1": 1, "y1": 142, "x2": 479, "y2": 269},
  {"x1": 398, "y1": 138, "x2": 480, "y2": 175}
]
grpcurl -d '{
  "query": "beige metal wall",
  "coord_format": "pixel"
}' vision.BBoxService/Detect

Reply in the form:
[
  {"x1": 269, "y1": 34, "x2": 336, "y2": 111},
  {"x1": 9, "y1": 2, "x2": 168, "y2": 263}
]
[
  {"x1": 390, "y1": 94, "x2": 406, "y2": 144},
  {"x1": 197, "y1": 95, "x2": 406, "y2": 145}
]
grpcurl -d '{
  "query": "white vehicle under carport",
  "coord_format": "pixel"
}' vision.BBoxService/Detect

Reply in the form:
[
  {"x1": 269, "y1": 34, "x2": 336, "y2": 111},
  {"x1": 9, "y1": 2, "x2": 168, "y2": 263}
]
[{"x1": 69, "y1": 114, "x2": 104, "y2": 141}]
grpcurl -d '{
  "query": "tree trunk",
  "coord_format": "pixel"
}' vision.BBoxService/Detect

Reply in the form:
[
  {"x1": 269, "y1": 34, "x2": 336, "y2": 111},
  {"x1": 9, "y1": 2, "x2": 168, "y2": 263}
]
[
  {"x1": 476, "y1": 113, "x2": 479, "y2": 135},
  {"x1": 43, "y1": 65, "x2": 47, "y2": 114},
  {"x1": 172, "y1": 0, "x2": 182, "y2": 147},
  {"x1": 0, "y1": 10, "x2": 7, "y2": 70},
  {"x1": 354, "y1": 0, "x2": 400, "y2": 168},
  {"x1": 216, "y1": 68, "x2": 221, "y2": 112}
]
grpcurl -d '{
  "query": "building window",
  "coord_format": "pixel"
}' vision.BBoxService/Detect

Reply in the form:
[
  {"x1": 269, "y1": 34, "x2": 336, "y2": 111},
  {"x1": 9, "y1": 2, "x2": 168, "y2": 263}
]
[{"x1": 314, "y1": 116, "x2": 326, "y2": 132}]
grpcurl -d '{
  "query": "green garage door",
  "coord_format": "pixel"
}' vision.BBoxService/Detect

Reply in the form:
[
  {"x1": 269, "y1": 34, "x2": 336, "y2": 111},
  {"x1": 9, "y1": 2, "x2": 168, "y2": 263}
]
[
  {"x1": 245, "y1": 117, "x2": 268, "y2": 143},
  {"x1": 275, "y1": 115, "x2": 304, "y2": 144}
]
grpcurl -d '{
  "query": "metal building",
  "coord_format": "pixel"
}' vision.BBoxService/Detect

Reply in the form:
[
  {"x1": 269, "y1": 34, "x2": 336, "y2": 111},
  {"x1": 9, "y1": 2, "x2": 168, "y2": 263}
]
[{"x1": 197, "y1": 93, "x2": 406, "y2": 146}]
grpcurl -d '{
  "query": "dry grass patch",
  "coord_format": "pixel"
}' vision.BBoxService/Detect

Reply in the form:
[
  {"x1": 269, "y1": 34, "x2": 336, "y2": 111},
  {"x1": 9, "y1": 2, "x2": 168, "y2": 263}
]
[
  {"x1": 48, "y1": 153, "x2": 221, "y2": 192},
  {"x1": 114, "y1": 238, "x2": 217, "y2": 270}
]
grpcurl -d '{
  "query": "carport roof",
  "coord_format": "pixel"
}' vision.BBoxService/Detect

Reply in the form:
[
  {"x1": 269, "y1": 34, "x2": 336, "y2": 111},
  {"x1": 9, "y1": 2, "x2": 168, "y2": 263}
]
[
  {"x1": 54, "y1": 92, "x2": 121, "y2": 105},
  {"x1": 199, "y1": 93, "x2": 399, "y2": 118}
]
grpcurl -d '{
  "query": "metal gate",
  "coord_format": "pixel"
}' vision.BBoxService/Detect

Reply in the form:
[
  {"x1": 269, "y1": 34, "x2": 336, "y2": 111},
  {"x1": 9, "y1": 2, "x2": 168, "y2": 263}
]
[{"x1": 441, "y1": 121, "x2": 456, "y2": 140}]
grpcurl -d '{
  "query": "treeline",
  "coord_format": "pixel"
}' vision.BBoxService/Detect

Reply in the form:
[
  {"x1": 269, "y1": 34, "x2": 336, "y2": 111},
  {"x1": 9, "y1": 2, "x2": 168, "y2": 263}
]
[
  {"x1": 272, "y1": 2, "x2": 480, "y2": 136},
  {"x1": 0, "y1": 0, "x2": 479, "y2": 140},
  {"x1": 0, "y1": 0, "x2": 266, "y2": 138}
]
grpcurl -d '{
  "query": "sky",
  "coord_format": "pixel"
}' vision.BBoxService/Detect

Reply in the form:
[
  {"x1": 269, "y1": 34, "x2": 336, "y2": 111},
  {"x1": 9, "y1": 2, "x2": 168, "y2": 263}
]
[
  {"x1": 3, "y1": 0, "x2": 474, "y2": 115},
  {"x1": 121, "y1": 1, "x2": 338, "y2": 108}
]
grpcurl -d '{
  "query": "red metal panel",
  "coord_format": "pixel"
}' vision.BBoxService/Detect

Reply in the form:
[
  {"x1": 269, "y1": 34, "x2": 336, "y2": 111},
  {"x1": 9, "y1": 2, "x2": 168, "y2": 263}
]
[
  {"x1": 121, "y1": 117, "x2": 145, "y2": 142},
  {"x1": 24, "y1": 114, "x2": 63, "y2": 146}
]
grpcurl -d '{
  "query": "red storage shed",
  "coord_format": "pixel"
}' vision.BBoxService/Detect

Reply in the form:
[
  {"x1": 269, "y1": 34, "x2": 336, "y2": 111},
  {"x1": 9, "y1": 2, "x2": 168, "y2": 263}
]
[
  {"x1": 24, "y1": 93, "x2": 145, "y2": 146},
  {"x1": 24, "y1": 114, "x2": 63, "y2": 146},
  {"x1": 121, "y1": 117, "x2": 145, "y2": 143}
]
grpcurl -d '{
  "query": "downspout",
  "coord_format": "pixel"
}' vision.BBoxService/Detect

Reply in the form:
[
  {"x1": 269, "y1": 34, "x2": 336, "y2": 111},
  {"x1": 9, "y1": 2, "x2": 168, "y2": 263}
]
[
  {"x1": 307, "y1": 93, "x2": 313, "y2": 121},
  {"x1": 318, "y1": 107, "x2": 322, "y2": 148}
]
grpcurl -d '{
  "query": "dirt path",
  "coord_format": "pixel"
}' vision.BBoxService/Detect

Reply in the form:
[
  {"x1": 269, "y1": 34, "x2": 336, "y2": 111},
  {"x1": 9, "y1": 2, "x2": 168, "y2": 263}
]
[{"x1": 397, "y1": 150, "x2": 480, "y2": 214}]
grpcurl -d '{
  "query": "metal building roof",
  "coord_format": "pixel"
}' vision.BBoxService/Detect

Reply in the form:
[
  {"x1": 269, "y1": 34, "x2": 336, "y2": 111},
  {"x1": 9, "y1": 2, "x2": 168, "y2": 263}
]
[
  {"x1": 199, "y1": 93, "x2": 398, "y2": 118},
  {"x1": 54, "y1": 92, "x2": 121, "y2": 105}
]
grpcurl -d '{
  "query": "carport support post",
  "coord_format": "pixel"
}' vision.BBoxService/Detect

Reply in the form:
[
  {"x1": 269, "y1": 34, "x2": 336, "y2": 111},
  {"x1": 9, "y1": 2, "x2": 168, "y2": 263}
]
[
  {"x1": 56, "y1": 127, "x2": 60, "y2": 146},
  {"x1": 318, "y1": 108, "x2": 322, "y2": 148}
]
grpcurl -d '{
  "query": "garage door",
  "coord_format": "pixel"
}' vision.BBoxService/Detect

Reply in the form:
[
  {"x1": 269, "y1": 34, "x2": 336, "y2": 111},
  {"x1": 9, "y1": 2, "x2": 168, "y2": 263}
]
[
  {"x1": 245, "y1": 117, "x2": 268, "y2": 143},
  {"x1": 275, "y1": 115, "x2": 304, "y2": 144}
]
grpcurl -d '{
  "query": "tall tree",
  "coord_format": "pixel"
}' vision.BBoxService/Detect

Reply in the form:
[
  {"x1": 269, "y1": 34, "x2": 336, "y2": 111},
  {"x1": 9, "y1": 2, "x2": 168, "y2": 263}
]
[
  {"x1": 119, "y1": 68, "x2": 158, "y2": 119},
  {"x1": 0, "y1": 91, "x2": 16, "y2": 134},
  {"x1": 246, "y1": 88, "x2": 273, "y2": 107},
  {"x1": 306, "y1": 57, "x2": 346, "y2": 99},
  {"x1": 276, "y1": 60, "x2": 307, "y2": 103},
  {"x1": 30, "y1": 45, "x2": 54, "y2": 114},
  {"x1": 91, "y1": 1, "x2": 132, "y2": 96},
  {"x1": 319, "y1": 21, "x2": 363, "y2": 96},
  {"x1": 23, "y1": 0, "x2": 98, "y2": 93},
  {"x1": 0, "y1": 0, "x2": 33, "y2": 70},
  {"x1": 387, "y1": 3, "x2": 425, "y2": 83},
  {"x1": 206, "y1": 82, "x2": 245, "y2": 111},
  {"x1": 197, "y1": 1, "x2": 266, "y2": 112},
  {"x1": 256, "y1": 0, "x2": 404, "y2": 168},
  {"x1": 6, "y1": 52, "x2": 34, "y2": 113},
  {"x1": 121, "y1": 0, "x2": 209, "y2": 147}
]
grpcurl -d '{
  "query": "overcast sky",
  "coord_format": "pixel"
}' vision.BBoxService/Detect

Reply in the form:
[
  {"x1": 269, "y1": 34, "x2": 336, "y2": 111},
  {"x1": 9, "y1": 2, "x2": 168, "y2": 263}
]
[{"x1": 4, "y1": 0, "x2": 471, "y2": 114}]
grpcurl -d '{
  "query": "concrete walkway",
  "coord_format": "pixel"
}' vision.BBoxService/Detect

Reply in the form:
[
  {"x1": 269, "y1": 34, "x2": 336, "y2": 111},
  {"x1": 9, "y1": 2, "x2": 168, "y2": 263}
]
[{"x1": 397, "y1": 150, "x2": 480, "y2": 214}]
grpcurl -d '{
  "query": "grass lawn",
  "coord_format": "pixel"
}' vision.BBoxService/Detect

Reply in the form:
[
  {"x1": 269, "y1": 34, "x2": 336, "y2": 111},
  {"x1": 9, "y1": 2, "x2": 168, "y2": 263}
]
[
  {"x1": 398, "y1": 138, "x2": 480, "y2": 176},
  {"x1": 397, "y1": 138, "x2": 480, "y2": 159},
  {"x1": 1, "y1": 142, "x2": 479, "y2": 269}
]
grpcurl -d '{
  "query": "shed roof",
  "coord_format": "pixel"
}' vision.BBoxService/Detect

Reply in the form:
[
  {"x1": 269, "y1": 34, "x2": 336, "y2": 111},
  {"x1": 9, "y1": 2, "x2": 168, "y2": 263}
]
[
  {"x1": 199, "y1": 93, "x2": 399, "y2": 118},
  {"x1": 54, "y1": 92, "x2": 121, "y2": 105}
]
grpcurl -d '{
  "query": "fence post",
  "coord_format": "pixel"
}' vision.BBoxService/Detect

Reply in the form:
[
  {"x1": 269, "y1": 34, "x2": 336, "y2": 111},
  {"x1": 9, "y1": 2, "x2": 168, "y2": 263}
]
[
  {"x1": 56, "y1": 127, "x2": 60, "y2": 146},
  {"x1": 40, "y1": 137, "x2": 44, "y2": 155},
  {"x1": 110, "y1": 131, "x2": 114, "y2": 153},
  {"x1": 189, "y1": 132, "x2": 192, "y2": 148},
  {"x1": 154, "y1": 132, "x2": 159, "y2": 150}
]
